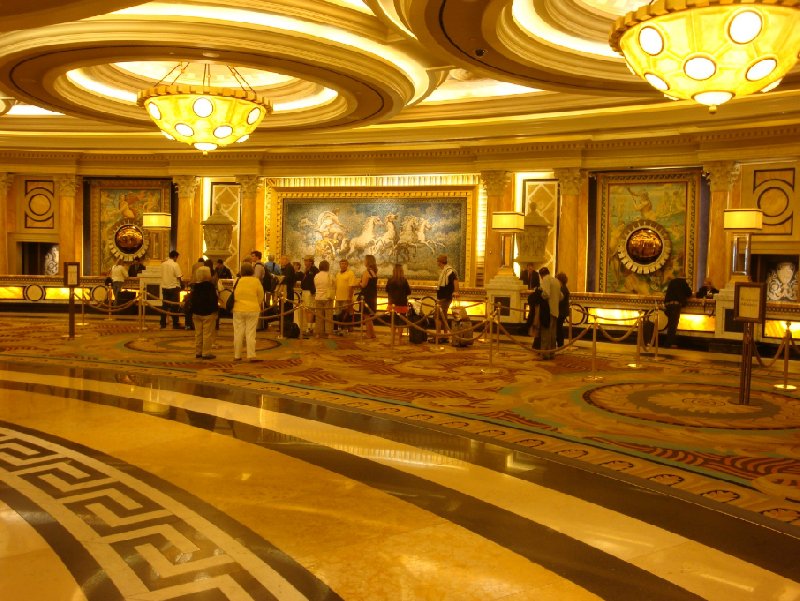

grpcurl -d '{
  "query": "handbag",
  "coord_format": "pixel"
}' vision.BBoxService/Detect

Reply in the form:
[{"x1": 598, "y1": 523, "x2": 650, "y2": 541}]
[
  {"x1": 181, "y1": 291, "x2": 193, "y2": 315},
  {"x1": 225, "y1": 278, "x2": 239, "y2": 312}
]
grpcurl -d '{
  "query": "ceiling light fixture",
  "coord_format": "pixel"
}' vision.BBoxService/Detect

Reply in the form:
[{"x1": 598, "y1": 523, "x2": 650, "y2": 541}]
[
  {"x1": 609, "y1": 0, "x2": 800, "y2": 112},
  {"x1": 137, "y1": 62, "x2": 272, "y2": 153}
]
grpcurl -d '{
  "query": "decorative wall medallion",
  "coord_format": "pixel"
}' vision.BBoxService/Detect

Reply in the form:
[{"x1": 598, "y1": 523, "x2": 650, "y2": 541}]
[
  {"x1": 616, "y1": 219, "x2": 671, "y2": 274},
  {"x1": 109, "y1": 220, "x2": 149, "y2": 260}
]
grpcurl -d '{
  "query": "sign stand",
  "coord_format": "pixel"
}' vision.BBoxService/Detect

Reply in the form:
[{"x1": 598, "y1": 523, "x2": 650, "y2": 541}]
[
  {"x1": 63, "y1": 262, "x2": 81, "y2": 340},
  {"x1": 733, "y1": 282, "x2": 765, "y2": 405}
]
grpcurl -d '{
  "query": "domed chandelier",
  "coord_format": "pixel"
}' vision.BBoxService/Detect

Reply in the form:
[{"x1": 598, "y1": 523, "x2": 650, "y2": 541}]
[
  {"x1": 138, "y1": 62, "x2": 272, "y2": 153},
  {"x1": 609, "y1": 0, "x2": 800, "y2": 112}
]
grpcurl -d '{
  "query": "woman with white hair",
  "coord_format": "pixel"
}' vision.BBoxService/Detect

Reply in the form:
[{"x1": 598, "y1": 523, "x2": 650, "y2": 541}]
[{"x1": 191, "y1": 266, "x2": 219, "y2": 359}]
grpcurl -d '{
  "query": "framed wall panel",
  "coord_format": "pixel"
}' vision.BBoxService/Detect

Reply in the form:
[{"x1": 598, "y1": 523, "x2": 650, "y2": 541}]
[{"x1": 597, "y1": 170, "x2": 700, "y2": 294}]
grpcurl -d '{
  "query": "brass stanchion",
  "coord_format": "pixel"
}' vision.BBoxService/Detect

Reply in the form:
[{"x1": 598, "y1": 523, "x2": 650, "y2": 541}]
[
  {"x1": 434, "y1": 302, "x2": 448, "y2": 351},
  {"x1": 390, "y1": 310, "x2": 396, "y2": 351},
  {"x1": 105, "y1": 284, "x2": 114, "y2": 320},
  {"x1": 627, "y1": 312, "x2": 645, "y2": 369},
  {"x1": 278, "y1": 293, "x2": 285, "y2": 339},
  {"x1": 738, "y1": 322, "x2": 755, "y2": 405},
  {"x1": 584, "y1": 314, "x2": 603, "y2": 382},
  {"x1": 651, "y1": 304, "x2": 662, "y2": 361},
  {"x1": 359, "y1": 299, "x2": 365, "y2": 340},
  {"x1": 137, "y1": 289, "x2": 147, "y2": 340},
  {"x1": 481, "y1": 307, "x2": 501, "y2": 374},
  {"x1": 76, "y1": 287, "x2": 89, "y2": 326},
  {"x1": 775, "y1": 323, "x2": 797, "y2": 391}
]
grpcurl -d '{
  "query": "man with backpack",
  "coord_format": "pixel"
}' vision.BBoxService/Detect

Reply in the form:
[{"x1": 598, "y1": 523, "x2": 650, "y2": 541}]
[{"x1": 300, "y1": 255, "x2": 319, "y2": 337}]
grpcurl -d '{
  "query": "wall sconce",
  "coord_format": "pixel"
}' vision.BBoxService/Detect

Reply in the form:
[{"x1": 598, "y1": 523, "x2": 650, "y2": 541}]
[
  {"x1": 724, "y1": 208, "x2": 763, "y2": 279},
  {"x1": 491, "y1": 211, "x2": 525, "y2": 274}
]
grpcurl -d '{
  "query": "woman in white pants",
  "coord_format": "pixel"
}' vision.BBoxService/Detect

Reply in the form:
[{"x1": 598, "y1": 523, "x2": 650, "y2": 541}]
[{"x1": 232, "y1": 262, "x2": 264, "y2": 361}]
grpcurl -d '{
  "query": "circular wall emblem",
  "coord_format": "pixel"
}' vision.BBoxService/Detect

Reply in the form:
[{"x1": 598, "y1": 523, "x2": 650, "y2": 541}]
[
  {"x1": 616, "y1": 219, "x2": 671, "y2": 274},
  {"x1": 109, "y1": 220, "x2": 149, "y2": 261}
]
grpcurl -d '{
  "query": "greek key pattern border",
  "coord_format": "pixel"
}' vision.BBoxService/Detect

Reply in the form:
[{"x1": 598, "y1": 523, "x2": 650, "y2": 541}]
[{"x1": 0, "y1": 426, "x2": 313, "y2": 601}]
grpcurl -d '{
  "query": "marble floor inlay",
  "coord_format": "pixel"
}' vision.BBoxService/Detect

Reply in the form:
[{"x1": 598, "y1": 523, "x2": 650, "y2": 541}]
[{"x1": 1, "y1": 316, "x2": 800, "y2": 600}]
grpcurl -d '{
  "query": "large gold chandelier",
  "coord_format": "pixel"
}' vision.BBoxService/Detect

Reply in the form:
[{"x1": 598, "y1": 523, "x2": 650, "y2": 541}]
[
  {"x1": 138, "y1": 63, "x2": 272, "y2": 152},
  {"x1": 610, "y1": 0, "x2": 800, "y2": 111}
]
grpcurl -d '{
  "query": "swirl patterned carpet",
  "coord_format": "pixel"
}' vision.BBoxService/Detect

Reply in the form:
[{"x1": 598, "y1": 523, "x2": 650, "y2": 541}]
[{"x1": 2, "y1": 314, "x2": 800, "y2": 527}]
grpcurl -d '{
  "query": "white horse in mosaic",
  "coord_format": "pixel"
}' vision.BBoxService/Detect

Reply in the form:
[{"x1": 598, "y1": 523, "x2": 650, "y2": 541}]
[
  {"x1": 414, "y1": 218, "x2": 444, "y2": 255},
  {"x1": 374, "y1": 213, "x2": 398, "y2": 258},
  {"x1": 343, "y1": 215, "x2": 382, "y2": 260}
]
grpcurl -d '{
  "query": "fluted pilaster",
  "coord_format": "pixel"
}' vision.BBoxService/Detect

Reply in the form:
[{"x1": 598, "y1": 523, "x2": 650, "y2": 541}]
[
  {"x1": 481, "y1": 170, "x2": 513, "y2": 281},
  {"x1": 56, "y1": 175, "x2": 80, "y2": 269},
  {"x1": 236, "y1": 175, "x2": 262, "y2": 259},
  {"x1": 554, "y1": 168, "x2": 585, "y2": 290},
  {"x1": 0, "y1": 173, "x2": 11, "y2": 274},
  {"x1": 704, "y1": 161, "x2": 740, "y2": 288},
  {"x1": 174, "y1": 176, "x2": 199, "y2": 271}
]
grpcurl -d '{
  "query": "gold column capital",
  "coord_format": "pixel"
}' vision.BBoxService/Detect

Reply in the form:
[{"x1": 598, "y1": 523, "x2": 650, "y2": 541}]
[
  {"x1": 173, "y1": 175, "x2": 198, "y2": 201},
  {"x1": 56, "y1": 175, "x2": 80, "y2": 197},
  {"x1": 553, "y1": 168, "x2": 583, "y2": 196},
  {"x1": 235, "y1": 175, "x2": 262, "y2": 199},
  {"x1": 480, "y1": 171, "x2": 512, "y2": 200},
  {"x1": 703, "y1": 161, "x2": 740, "y2": 194}
]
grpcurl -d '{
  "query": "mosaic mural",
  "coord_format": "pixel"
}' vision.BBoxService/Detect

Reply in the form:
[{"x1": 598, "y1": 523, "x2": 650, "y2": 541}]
[{"x1": 277, "y1": 190, "x2": 473, "y2": 282}]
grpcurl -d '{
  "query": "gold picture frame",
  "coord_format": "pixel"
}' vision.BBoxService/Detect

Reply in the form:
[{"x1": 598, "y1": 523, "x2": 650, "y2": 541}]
[
  {"x1": 597, "y1": 169, "x2": 700, "y2": 294},
  {"x1": 272, "y1": 187, "x2": 476, "y2": 284}
]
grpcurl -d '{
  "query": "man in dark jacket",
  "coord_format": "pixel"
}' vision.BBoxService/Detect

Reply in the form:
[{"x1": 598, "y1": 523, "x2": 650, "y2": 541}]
[{"x1": 664, "y1": 275, "x2": 692, "y2": 348}]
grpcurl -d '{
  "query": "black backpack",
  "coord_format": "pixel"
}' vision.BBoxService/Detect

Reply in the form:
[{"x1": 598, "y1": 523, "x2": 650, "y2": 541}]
[{"x1": 256, "y1": 262, "x2": 275, "y2": 293}]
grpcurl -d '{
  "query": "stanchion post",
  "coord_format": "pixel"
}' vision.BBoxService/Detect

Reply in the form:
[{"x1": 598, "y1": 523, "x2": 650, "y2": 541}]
[
  {"x1": 68, "y1": 286, "x2": 76, "y2": 340},
  {"x1": 494, "y1": 302, "x2": 501, "y2": 353},
  {"x1": 584, "y1": 314, "x2": 604, "y2": 382},
  {"x1": 627, "y1": 312, "x2": 645, "y2": 369},
  {"x1": 775, "y1": 323, "x2": 797, "y2": 391},
  {"x1": 105, "y1": 284, "x2": 113, "y2": 320},
  {"x1": 278, "y1": 293, "x2": 285, "y2": 339},
  {"x1": 78, "y1": 287, "x2": 87, "y2": 326},
  {"x1": 738, "y1": 322, "x2": 755, "y2": 405},
  {"x1": 480, "y1": 307, "x2": 501, "y2": 374},
  {"x1": 359, "y1": 299, "x2": 365, "y2": 340},
  {"x1": 390, "y1": 310, "x2": 396, "y2": 350},
  {"x1": 138, "y1": 289, "x2": 145, "y2": 337},
  {"x1": 296, "y1": 298, "x2": 303, "y2": 348}
]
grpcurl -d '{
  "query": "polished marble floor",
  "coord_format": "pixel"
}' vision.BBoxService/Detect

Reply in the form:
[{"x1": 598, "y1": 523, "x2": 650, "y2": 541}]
[{"x1": 1, "y1": 318, "x2": 800, "y2": 600}]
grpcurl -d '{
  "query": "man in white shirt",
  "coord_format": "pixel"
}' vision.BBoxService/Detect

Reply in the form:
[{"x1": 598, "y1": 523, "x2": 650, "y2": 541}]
[
  {"x1": 538, "y1": 266, "x2": 562, "y2": 360},
  {"x1": 160, "y1": 250, "x2": 183, "y2": 329}
]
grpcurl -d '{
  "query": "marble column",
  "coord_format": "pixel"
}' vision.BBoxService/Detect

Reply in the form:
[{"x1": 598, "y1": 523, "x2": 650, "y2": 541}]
[
  {"x1": 236, "y1": 175, "x2": 261, "y2": 260},
  {"x1": 481, "y1": 170, "x2": 513, "y2": 282},
  {"x1": 0, "y1": 174, "x2": 11, "y2": 274},
  {"x1": 56, "y1": 175, "x2": 80, "y2": 271},
  {"x1": 174, "y1": 175, "x2": 199, "y2": 272},
  {"x1": 554, "y1": 168, "x2": 584, "y2": 291},
  {"x1": 704, "y1": 161, "x2": 740, "y2": 289}
]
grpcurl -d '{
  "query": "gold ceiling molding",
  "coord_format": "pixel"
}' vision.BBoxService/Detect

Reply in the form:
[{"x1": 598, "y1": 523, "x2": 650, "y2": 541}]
[
  {"x1": 0, "y1": 16, "x2": 422, "y2": 131},
  {"x1": 0, "y1": 1, "x2": 144, "y2": 32}
]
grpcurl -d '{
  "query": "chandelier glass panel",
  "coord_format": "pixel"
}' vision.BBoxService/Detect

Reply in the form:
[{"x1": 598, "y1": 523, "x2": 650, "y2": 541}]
[
  {"x1": 609, "y1": 0, "x2": 800, "y2": 110},
  {"x1": 137, "y1": 63, "x2": 272, "y2": 152}
]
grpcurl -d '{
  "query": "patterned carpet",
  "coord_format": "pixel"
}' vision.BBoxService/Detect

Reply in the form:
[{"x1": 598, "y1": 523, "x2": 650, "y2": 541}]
[{"x1": 3, "y1": 314, "x2": 800, "y2": 528}]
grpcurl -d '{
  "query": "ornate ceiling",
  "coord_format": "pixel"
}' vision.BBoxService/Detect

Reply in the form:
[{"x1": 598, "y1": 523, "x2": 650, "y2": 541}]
[{"x1": 0, "y1": 0, "x2": 798, "y2": 162}]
